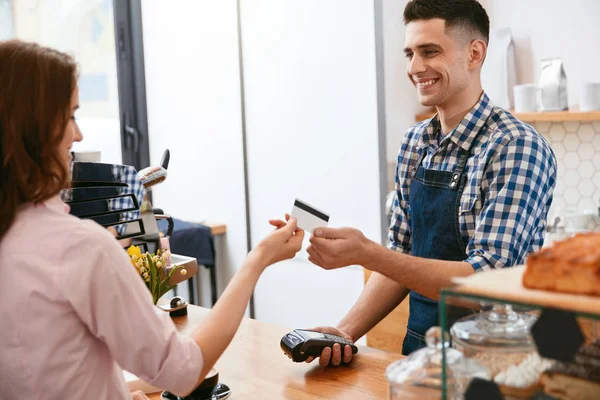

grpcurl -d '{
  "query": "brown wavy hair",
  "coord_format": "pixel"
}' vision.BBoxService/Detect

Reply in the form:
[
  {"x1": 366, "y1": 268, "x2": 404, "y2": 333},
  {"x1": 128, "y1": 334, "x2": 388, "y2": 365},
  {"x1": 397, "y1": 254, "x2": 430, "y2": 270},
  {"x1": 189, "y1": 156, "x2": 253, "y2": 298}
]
[{"x1": 0, "y1": 40, "x2": 78, "y2": 240}]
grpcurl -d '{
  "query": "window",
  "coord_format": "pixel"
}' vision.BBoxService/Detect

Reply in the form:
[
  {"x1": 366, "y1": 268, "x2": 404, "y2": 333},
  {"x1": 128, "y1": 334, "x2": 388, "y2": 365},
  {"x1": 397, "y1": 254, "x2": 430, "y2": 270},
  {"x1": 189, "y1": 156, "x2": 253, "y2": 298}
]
[{"x1": 1, "y1": 0, "x2": 149, "y2": 171}]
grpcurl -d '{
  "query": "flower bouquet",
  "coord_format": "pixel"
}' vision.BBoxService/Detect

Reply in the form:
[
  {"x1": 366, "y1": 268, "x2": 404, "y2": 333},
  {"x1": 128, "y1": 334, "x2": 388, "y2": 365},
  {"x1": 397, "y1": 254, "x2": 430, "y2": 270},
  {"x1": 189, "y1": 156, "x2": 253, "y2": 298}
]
[{"x1": 127, "y1": 245, "x2": 187, "y2": 304}]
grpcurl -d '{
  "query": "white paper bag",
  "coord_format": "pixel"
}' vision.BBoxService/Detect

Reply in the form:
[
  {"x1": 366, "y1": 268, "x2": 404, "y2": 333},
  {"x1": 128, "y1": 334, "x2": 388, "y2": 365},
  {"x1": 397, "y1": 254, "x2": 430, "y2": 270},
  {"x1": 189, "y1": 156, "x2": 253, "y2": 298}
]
[
  {"x1": 481, "y1": 28, "x2": 517, "y2": 110},
  {"x1": 539, "y1": 58, "x2": 569, "y2": 111}
]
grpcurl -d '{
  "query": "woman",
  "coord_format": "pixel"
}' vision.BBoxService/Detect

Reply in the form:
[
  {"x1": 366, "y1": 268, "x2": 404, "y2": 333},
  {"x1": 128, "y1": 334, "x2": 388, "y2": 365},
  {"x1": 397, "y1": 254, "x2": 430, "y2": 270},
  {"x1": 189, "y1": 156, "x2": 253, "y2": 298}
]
[{"x1": 0, "y1": 40, "x2": 304, "y2": 399}]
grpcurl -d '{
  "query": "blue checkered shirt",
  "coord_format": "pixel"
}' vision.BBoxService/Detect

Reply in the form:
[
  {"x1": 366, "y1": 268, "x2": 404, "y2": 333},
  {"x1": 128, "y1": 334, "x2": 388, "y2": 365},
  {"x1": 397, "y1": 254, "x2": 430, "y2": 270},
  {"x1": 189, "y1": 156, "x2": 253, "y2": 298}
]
[
  {"x1": 388, "y1": 93, "x2": 557, "y2": 271},
  {"x1": 108, "y1": 164, "x2": 145, "y2": 234}
]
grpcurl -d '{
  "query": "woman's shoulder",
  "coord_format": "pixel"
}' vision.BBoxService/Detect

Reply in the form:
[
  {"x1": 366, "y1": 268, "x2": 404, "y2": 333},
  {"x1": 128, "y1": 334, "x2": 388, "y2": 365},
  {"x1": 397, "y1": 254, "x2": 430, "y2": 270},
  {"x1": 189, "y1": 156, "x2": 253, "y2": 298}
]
[
  {"x1": 61, "y1": 214, "x2": 121, "y2": 251},
  {"x1": 8, "y1": 201, "x2": 117, "y2": 254}
]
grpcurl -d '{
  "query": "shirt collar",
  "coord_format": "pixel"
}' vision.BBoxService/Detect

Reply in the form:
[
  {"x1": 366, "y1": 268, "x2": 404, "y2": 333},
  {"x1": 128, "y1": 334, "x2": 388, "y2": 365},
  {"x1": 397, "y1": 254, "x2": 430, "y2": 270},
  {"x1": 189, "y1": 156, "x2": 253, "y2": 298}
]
[
  {"x1": 43, "y1": 195, "x2": 70, "y2": 214},
  {"x1": 418, "y1": 92, "x2": 494, "y2": 152},
  {"x1": 417, "y1": 115, "x2": 441, "y2": 150}
]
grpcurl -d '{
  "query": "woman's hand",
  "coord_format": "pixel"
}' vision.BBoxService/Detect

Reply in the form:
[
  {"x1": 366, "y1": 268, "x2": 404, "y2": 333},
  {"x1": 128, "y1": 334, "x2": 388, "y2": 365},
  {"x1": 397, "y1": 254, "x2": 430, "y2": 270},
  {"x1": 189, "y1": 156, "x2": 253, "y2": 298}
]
[
  {"x1": 252, "y1": 216, "x2": 304, "y2": 267},
  {"x1": 268, "y1": 213, "x2": 291, "y2": 229},
  {"x1": 130, "y1": 390, "x2": 150, "y2": 400}
]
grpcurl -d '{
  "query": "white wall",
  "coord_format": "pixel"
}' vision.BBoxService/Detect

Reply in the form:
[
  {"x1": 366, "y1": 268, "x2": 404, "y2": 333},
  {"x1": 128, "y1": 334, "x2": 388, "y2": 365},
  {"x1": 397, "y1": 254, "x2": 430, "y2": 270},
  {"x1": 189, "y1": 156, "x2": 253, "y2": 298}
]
[
  {"x1": 240, "y1": 0, "x2": 385, "y2": 336},
  {"x1": 486, "y1": 0, "x2": 600, "y2": 109},
  {"x1": 142, "y1": 0, "x2": 247, "y2": 301},
  {"x1": 382, "y1": 0, "x2": 421, "y2": 163},
  {"x1": 142, "y1": 1, "x2": 388, "y2": 336}
]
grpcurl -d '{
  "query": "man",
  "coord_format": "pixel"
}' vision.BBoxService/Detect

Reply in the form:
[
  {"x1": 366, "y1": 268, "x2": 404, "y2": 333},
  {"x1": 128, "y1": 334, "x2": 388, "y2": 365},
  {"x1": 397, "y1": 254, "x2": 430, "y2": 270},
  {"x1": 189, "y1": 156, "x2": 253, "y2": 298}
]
[{"x1": 301, "y1": 0, "x2": 556, "y2": 362}]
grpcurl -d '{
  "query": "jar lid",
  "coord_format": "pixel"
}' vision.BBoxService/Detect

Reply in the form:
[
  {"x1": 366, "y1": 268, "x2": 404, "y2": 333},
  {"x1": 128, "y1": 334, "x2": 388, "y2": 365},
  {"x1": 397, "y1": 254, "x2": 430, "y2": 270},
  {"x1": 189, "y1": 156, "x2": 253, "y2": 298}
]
[
  {"x1": 450, "y1": 304, "x2": 536, "y2": 352},
  {"x1": 386, "y1": 327, "x2": 490, "y2": 394}
]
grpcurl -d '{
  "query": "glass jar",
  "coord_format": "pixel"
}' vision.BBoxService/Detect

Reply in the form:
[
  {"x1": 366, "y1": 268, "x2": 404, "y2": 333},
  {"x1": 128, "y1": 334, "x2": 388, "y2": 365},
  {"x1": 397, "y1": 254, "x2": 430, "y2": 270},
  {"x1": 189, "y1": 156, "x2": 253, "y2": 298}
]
[
  {"x1": 386, "y1": 327, "x2": 490, "y2": 400},
  {"x1": 450, "y1": 303, "x2": 537, "y2": 377}
]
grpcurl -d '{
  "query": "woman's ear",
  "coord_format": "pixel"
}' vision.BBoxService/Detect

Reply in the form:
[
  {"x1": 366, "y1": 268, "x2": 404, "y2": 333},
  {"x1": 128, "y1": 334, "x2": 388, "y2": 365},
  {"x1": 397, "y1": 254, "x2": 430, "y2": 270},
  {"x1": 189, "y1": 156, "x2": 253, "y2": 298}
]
[{"x1": 468, "y1": 39, "x2": 487, "y2": 70}]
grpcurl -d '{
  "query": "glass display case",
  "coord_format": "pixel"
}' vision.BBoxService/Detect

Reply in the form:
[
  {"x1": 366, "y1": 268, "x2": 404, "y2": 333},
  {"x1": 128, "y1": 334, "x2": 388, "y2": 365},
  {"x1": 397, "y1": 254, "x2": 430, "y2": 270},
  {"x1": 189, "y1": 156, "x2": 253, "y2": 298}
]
[
  {"x1": 386, "y1": 327, "x2": 490, "y2": 399},
  {"x1": 439, "y1": 266, "x2": 600, "y2": 400}
]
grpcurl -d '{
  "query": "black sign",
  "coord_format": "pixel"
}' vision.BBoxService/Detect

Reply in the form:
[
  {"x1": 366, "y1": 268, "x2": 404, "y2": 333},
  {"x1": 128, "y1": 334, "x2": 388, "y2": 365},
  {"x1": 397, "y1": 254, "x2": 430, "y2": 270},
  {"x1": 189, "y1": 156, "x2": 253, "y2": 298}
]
[
  {"x1": 531, "y1": 308, "x2": 584, "y2": 363},
  {"x1": 465, "y1": 377, "x2": 504, "y2": 400}
]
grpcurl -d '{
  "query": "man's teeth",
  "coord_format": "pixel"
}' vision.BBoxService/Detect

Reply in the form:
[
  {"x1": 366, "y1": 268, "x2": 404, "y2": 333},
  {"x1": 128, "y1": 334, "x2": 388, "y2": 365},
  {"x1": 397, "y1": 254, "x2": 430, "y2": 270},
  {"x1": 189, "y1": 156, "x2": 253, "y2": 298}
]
[{"x1": 417, "y1": 79, "x2": 438, "y2": 87}]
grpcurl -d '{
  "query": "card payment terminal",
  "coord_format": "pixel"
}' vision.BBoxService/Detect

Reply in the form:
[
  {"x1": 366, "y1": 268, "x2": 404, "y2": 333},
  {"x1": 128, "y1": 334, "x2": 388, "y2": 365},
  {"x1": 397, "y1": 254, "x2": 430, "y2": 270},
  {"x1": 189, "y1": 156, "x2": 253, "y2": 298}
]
[{"x1": 281, "y1": 329, "x2": 358, "y2": 362}]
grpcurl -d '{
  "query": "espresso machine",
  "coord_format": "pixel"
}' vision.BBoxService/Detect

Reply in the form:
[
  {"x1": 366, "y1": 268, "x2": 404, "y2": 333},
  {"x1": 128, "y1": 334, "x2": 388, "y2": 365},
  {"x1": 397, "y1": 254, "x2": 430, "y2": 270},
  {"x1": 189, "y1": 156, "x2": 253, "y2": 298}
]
[{"x1": 63, "y1": 149, "x2": 197, "y2": 300}]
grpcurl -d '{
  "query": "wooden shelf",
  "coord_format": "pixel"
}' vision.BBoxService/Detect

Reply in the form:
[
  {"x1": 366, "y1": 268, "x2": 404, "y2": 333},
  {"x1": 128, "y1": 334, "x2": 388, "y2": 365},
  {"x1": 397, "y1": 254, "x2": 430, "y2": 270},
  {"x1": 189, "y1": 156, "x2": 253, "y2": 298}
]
[
  {"x1": 450, "y1": 266, "x2": 600, "y2": 316},
  {"x1": 416, "y1": 110, "x2": 437, "y2": 121},
  {"x1": 416, "y1": 108, "x2": 600, "y2": 123}
]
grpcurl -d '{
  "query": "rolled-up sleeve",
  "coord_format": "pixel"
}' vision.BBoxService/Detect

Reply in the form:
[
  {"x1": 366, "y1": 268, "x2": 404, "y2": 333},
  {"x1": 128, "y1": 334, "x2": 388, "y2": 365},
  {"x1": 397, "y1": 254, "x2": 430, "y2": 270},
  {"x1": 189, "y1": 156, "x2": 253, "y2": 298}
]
[
  {"x1": 63, "y1": 223, "x2": 203, "y2": 395},
  {"x1": 387, "y1": 149, "x2": 414, "y2": 254},
  {"x1": 387, "y1": 192, "x2": 412, "y2": 254},
  {"x1": 465, "y1": 135, "x2": 556, "y2": 272}
]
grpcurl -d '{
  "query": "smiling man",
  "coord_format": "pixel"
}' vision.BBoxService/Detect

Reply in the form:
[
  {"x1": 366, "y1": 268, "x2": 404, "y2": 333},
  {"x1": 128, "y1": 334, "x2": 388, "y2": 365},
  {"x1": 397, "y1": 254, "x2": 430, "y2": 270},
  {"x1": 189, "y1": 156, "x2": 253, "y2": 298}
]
[{"x1": 295, "y1": 0, "x2": 557, "y2": 360}]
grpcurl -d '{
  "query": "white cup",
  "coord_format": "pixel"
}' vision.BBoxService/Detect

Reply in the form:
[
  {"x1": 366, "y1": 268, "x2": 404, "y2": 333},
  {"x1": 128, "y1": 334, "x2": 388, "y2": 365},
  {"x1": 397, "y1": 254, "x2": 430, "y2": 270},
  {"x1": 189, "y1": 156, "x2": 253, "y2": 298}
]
[
  {"x1": 579, "y1": 82, "x2": 600, "y2": 111},
  {"x1": 513, "y1": 84, "x2": 538, "y2": 112},
  {"x1": 564, "y1": 211, "x2": 599, "y2": 232},
  {"x1": 73, "y1": 150, "x2": 102, "y2": 162}
]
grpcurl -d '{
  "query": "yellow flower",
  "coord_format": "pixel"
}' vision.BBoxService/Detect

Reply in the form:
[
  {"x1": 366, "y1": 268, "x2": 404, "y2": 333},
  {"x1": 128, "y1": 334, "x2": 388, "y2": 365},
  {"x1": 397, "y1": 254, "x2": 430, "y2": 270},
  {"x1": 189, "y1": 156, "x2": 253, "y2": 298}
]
[{"x1": 127, "y1": 245, "x2": 142, "y2": 258}]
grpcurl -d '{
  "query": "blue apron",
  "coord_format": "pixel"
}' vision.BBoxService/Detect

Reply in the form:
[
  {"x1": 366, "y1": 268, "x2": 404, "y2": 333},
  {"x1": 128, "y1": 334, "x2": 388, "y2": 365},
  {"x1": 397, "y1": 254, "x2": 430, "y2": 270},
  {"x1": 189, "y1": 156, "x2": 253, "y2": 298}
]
[{"x1": 401, "y1": 119, "x2": 489, "y2": 355}]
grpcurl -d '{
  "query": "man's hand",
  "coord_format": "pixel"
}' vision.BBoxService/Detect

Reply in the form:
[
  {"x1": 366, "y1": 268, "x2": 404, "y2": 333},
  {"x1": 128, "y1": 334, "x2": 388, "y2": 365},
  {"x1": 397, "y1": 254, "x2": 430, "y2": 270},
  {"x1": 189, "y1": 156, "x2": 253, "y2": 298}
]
[
  {"x1": 307, "y1": 227, "x2": 373, "y2": 269},
  {"x1": 130, "y1": 390, "x2": 150, "y2": 400},
  {"x1": 303, "y1": 326, "x2": 356, "y2": 367}
]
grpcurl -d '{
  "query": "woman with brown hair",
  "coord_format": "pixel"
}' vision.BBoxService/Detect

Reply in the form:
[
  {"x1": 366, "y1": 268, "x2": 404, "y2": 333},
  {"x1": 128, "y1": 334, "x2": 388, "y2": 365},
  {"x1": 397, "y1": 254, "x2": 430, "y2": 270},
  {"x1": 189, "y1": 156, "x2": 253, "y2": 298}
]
[{"x1": 0, "y1": 40, "x2": 304, "y2": 399}]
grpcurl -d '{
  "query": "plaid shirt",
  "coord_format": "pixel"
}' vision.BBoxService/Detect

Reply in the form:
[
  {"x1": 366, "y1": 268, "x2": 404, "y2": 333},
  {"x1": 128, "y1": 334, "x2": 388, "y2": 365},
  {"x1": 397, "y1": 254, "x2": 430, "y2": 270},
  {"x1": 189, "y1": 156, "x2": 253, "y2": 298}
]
[
  {"x1": 62, "y1": 164, "x2": 145, "y2": 235},
  {"x1": 388, "y1": 93, "x2": 557, "y2": 272},
  {"x1": 108, "y1": 164, "x2": 145, "y2": 234}
]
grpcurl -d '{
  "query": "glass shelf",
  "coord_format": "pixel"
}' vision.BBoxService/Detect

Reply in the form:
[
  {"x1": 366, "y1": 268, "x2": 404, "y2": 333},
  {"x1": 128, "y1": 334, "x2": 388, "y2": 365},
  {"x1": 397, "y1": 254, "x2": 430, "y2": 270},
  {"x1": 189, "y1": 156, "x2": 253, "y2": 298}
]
[{"x1": 438, "y1": 267, "x2": 600, "y2": 400}]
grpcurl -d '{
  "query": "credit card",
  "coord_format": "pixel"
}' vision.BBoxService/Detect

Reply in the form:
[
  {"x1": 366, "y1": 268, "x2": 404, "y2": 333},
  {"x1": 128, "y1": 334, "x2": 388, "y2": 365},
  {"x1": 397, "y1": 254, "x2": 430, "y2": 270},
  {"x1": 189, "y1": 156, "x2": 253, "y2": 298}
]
[{"x1": 290, "y1": 198, "x2": 329, "y2": 233}]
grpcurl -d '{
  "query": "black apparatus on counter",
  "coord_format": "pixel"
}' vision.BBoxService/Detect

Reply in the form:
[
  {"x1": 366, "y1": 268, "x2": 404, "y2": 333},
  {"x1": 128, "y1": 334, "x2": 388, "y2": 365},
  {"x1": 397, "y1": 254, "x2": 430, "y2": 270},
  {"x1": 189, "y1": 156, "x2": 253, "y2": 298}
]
[{"x1": 64, "y1": 149, "x2": 173, "y2": 253}]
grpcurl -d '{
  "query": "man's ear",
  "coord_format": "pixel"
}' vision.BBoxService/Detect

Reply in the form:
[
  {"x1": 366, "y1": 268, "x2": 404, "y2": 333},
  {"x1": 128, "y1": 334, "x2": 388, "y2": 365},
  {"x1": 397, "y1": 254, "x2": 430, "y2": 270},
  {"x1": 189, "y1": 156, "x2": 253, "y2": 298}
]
[{"x1": 468, "y1": 39, "x2": 487, "y2": 70}]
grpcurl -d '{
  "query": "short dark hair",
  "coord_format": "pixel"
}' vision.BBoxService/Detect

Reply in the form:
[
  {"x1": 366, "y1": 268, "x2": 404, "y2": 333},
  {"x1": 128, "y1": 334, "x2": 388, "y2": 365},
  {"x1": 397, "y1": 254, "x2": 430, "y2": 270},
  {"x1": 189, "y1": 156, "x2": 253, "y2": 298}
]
[{"x1": 403, "y1": 0, "x2": 490, "y2": 44}]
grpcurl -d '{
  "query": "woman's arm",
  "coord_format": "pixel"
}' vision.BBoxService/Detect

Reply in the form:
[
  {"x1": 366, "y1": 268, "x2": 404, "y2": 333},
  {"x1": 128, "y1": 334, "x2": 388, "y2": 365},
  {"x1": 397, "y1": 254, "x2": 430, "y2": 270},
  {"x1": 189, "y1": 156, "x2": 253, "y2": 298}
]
[
  {"x1": 64, "y1": 217, "x2": 303, "y2": 397},
  {"x1": 184, "y1": 219, "x2": 303, "y2": 395}
]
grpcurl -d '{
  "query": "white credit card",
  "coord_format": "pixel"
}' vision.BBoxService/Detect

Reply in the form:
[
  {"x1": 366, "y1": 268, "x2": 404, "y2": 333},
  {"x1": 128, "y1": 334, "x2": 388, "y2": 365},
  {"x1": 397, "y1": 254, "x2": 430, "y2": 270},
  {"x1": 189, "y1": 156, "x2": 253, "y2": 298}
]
[{"x1": 291, "y1": 198, "x2": 329, "y2": 233}]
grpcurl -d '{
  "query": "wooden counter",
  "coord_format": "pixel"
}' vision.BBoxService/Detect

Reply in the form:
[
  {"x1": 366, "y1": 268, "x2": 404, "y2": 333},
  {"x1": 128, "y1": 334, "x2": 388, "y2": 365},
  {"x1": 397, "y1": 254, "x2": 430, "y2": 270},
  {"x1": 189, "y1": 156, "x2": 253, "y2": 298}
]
[
  {"x1": 201, "y1": 221, "x2": 227, "y2": 236},
  {"x1": 416, "y1": 108, "x2": 600, "y2": 123},
  {"x1": 149, "y1": 306, "x2": 403, "y2": 399},
  {"x1": 364, "y1": 269, "x2": 408, "y2": 353}
]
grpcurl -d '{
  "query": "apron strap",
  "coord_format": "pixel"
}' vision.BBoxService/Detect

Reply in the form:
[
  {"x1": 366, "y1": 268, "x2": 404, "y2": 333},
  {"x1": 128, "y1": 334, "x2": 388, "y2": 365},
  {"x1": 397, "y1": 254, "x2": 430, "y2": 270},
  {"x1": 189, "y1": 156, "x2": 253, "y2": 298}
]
[
  {"x1": 448, "y1": 150, "x2": 469, "y2": 189},
  {"x1": 412, "y1": 148, "x2": 427, "y2": 178},
  {"x1": 448, "y1": 114, "x2": 493, "y2": 190}
]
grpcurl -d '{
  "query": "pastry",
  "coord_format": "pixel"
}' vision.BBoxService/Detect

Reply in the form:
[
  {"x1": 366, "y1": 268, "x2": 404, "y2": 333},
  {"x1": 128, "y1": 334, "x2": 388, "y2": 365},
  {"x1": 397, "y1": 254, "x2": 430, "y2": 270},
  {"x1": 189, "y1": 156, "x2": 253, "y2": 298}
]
[
  {"x1": 541, "y1": 340, "x2": 600, "y2": 400},
  {"x1": 496, "y1": 382, "x2": 542, "y2": 399},
  {"x1": 493, "y1": 353, "x2": 553, "y2": 398},
  {"x1": 523, "y1": 232, "x2": 600, "y2": 296}
]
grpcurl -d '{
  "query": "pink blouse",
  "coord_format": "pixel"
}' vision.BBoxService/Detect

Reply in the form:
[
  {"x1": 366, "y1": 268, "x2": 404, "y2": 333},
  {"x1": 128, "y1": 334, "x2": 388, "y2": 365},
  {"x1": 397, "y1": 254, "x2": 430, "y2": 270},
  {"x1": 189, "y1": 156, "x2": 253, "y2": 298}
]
[{"x1": 0, "y1": 196, "x2": 203, "y2": 399}]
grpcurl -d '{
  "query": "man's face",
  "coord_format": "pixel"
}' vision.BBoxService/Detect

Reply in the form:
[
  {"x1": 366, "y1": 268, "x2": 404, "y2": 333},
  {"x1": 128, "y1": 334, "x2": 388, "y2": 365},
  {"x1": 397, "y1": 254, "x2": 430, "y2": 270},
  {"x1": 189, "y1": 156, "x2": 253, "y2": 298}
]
[{"x1": 404, "y1": 18, "x2": 472, "y2": 107}]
